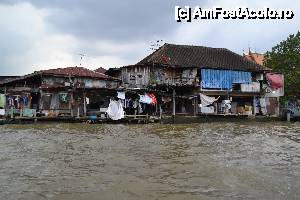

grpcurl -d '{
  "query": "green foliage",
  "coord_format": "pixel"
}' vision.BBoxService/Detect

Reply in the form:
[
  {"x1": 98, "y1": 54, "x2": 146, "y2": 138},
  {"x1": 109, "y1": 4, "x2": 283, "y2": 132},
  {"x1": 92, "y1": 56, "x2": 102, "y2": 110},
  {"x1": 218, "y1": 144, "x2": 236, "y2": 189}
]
[{"x1": 264, "y1": 31, "x2": 300, "y2": 99}]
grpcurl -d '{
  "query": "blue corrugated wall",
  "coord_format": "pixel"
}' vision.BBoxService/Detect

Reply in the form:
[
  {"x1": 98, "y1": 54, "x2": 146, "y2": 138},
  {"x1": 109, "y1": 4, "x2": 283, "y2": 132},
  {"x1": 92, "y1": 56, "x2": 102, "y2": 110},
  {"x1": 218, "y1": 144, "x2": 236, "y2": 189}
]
[{"x1": 201, "y1": 69, "x2": 252, "y2": 90}]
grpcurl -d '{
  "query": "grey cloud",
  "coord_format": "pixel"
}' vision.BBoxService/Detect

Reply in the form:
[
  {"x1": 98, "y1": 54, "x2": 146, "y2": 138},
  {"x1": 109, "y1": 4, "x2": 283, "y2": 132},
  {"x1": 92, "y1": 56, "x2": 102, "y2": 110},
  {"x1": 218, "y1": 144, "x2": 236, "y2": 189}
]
[
  {"x1": 0, "y1": 0, "x2": 202, "y2": 42},
  {"x1": 0, "y1": 0, "x2": 299, "y2": 75},
  {"x1": 0, "y1": 0, "x2": 204, "y2": 75}
]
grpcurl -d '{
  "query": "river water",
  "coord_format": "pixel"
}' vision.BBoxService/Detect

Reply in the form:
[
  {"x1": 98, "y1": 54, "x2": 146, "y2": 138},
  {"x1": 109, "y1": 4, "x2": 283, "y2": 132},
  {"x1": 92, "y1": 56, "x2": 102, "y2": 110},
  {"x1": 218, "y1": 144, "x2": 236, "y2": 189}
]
[{"x1": 0, "y1": 121, "x2": 299, "y2": 200}]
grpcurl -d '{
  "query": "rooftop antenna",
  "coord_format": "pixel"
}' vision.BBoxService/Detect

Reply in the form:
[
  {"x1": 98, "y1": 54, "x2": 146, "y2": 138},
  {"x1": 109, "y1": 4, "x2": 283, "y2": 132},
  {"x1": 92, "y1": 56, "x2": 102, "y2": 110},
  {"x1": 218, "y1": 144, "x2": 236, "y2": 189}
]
[
  {"x1": 78, "y1": 53, "x2": 86, "y2": 66},
  {"x1": 248, "y1": 45, "x2": 251, "y2": 55},
  {"x1": 149, "y1": 40, "x2": 164, "y2": 52}
]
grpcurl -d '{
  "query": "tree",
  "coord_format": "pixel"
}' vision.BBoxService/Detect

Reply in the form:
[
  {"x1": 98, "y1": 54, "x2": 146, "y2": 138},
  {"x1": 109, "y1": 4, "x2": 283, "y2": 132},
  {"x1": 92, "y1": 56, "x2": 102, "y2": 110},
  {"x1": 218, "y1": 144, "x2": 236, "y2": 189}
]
[{"x1": 264, "y1": 31, "x2": 300, "y2": 99}]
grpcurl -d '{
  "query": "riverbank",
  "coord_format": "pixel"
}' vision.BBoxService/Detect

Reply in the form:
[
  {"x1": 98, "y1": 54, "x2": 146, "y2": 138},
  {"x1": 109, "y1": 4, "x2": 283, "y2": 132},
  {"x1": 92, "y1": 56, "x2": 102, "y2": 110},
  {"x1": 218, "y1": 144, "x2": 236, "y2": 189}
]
[{"x1": 0, "y1": 115, "x2": 287, "y2": 125}]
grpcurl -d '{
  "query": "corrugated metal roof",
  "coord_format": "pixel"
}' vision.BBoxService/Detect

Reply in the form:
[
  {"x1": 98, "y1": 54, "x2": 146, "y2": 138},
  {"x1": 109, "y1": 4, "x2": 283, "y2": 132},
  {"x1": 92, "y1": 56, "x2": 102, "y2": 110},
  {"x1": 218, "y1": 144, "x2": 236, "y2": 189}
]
[
  {"x1": 94, "y1": 67, "x2": 107, "y2": 74},
  {"x1": 137, "y1": 43, "x2": 269, "y2": 72},
  {"x1": 0, "y1": 67, "x2": 120, "y2": 85},
  {"x1": 40, "y1": 67, "x2": 114, "y2": 79},
  {"x1": 0, "y1": 76, "x2": 20, "y2": 84}
]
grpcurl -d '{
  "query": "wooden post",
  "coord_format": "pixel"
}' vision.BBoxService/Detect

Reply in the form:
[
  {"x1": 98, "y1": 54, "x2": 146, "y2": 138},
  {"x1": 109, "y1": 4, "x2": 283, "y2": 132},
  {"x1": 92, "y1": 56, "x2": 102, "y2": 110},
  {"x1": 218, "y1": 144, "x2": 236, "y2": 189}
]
[
  {"x1": 77, "y1": 107, "x2": 80, "y2": 118},
  {"x1": 39, "y1": 91, "x2": 43, "y2": 111},
  {"x1": 10, "y1": 107, "x2": 13, "y2": 118},
  {"x1": 3, "y1": 87, "x2": 6, "y2": 117},
  {"x1": 83, "y1": 92, "x2": 87, "y2": 117},
  {"x1": 193, "y1": 96, "x2": 198, "y2": 116},
  {"x1": 146, "y1": 113, "x2": 149, "y2": 123},
  {"x1": 172, "y1": 88, "x2": 176, "y2": 124},
  {"x1": 253, "y1": 96, "x2": 256, "y2": 116},
  {"x1": 69, "y1": 91, "x2": 74, "y2": 117},
  {"x1": 159, "y1": 103, "x2": 162, "y2": 120},
  {"x1": 287, "y1": 112, "x2": 291, "y2": 122},
  {"x1": 214, "y1": 102, "x2": 218, "y2": 115},
  {"x1": 276, "y1": 97, "x2": 280, "y2": 117}
]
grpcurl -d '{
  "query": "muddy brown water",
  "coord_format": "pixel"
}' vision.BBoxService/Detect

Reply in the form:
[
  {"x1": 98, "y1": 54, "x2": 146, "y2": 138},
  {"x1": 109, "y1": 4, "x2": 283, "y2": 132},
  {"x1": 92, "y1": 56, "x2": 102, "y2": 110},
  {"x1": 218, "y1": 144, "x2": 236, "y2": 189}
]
[{"x1": 0, "y1": 122, "x2": 299, "y2": 200}]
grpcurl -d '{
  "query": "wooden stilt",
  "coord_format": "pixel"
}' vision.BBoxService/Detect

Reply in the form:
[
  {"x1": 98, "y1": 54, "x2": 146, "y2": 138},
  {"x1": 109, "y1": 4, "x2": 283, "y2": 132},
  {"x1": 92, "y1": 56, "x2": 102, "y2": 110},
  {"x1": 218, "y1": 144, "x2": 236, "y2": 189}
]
[
  {"x1": 253, "y1": 95, "x2": 256, "y2": 115},
  {"x1": 10, "y1": 107, "x2": 13, "y2": 118},
  {"x1": 159, "y1": 103, "x2": 162, "y2": 120},
  {"x1": 193, "y1": 96, "x2": 198, "y2": 116},
  {"x1": 83, "y1": 92, "x2": 87, "y2": 117},
  {"x1": 214, "y1": 102, "x2": 217, "y2": 115},
  {"x1": 287, "y1": 112, "x2": 291, "y2": 122},
  {"x1": 172, "y1": 89, "x2": 176, "y2": 124},
  {"x1": 69, "y1": 91, "x2": 74, "y2": 117},
  {"x1": 276, "y1": 97, "x2": 280, "y2": 116}
]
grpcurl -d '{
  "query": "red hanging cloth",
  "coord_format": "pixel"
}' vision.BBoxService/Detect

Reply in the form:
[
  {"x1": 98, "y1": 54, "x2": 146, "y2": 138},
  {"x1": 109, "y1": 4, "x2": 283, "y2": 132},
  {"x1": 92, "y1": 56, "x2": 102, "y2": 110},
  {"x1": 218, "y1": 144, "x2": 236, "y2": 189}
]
[
  {"x1": 148, "y1": 93, "x2": 157, "y2": 105},
  {"x1": 266, "y1": 73, "x2": 284, "y2": 90}
]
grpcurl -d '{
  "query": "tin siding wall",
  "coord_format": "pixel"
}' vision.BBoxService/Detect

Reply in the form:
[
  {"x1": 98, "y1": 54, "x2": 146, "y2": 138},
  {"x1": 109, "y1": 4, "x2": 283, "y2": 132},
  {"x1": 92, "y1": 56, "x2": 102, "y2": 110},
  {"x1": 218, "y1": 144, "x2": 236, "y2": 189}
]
[{"x1": 201, "y1": 69, "x2": 252, "y2": 90}]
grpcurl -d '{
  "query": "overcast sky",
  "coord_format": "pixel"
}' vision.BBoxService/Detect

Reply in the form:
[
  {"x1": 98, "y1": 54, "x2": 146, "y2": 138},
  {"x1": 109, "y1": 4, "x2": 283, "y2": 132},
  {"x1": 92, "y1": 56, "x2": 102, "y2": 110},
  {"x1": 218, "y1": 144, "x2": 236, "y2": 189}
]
[{"x1": 0, "y1": 0, "x2": 299, "y2": 75}]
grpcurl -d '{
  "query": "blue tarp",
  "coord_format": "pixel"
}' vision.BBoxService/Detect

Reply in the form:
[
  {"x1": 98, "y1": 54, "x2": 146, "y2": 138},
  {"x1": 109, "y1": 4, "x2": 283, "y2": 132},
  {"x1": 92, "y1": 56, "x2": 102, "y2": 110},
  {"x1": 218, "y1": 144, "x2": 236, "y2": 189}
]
[{"x1": 201, "y1": 69, "x2": 252, "y2": 90}]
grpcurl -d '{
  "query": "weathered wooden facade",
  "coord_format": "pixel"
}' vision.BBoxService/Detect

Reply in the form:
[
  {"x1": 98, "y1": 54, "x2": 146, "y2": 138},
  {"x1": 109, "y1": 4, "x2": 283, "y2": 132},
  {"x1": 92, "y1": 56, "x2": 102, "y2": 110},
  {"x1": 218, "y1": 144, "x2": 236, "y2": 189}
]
[
  {"x1": 0, "y1": 67, "x2": 120, "y2": 118},
  {"x1": 107, "y1": 43, "x2": 283, "y2": 117}
]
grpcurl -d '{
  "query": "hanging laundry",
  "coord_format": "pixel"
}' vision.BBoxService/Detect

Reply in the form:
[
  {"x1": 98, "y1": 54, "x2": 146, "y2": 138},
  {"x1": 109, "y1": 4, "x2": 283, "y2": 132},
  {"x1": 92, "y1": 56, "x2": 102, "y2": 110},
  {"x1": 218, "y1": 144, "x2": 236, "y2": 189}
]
[
  {"x1": 125, "y1": 99, "x2": 133, "y2": 108},
  {"x1": 148, "y1": 93, "x2": 157, "y2": 105},
  {"x1": 133, "y1": 100, "x2": 139, "y2": 108},
  {"x1": 19, "y1": 96, "x2": 28, "y2": 107},
  {"x1": 0, "y1": 109, "x2": 5, "y2": 116},
  {"x1": 106, "y1": 100, "x2": 125, "y2": 120},
  {"x1": 139, "y1": 94, "x2": 152, "y2": 104},
  {"x1": 117, "y1": 91, "x2": 126, "y2": 100},
  {"x1": 200, "y1": 93, "x2": 219, "y2": 107},
  {"x1": 260, "y1": 98, "x2": 267, "y2": 115},
  {"x1": 266, "y1": 73, "x2": 284, "y2": 90},
  {"x1": 138, "y1": 103, "x2": 143, "y2": 114},
  {"x1": 7, "y1": 96, "x2": 14, "y2": 107},
  {"x1": 14, "y1": 97, "x2": 20, "y2": 109},
  {"x1": 86, "y1": 97, "x2": 90, "y2": 105},
  {"x1": 200, "y1": 106, "x2": 214, "y2": 114},
  {"x1": 21, "y1": 96, "x2": 29, "y2": 106},
  {"x1": 221, "y1": 100, "x2": 232, "y2": 110},
  {"x1": 0, "y1": 94, "x2": 5, "y2": 108},
  {"x1": 59, "y1": 93, "x2": 68, "y2": 102}
]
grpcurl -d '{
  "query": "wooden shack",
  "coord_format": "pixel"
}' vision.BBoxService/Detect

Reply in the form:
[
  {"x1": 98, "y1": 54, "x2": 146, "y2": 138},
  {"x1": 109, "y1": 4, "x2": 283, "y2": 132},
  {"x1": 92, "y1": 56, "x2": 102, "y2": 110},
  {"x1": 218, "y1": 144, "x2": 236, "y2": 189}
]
[{"x1": 0, "y1": 67, "x2": 120, "y2": 118}]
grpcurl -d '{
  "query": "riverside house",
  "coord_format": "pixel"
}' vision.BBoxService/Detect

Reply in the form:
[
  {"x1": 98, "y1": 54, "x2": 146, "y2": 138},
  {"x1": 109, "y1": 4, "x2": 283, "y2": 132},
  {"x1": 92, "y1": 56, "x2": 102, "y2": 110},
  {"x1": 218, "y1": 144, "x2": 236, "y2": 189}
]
[
  {"x1": 106, "y1": 43, "x2": 283, "y2": 117},
  {"x1": 0, "y1": 67, "x2": 120, "y2": 118}
]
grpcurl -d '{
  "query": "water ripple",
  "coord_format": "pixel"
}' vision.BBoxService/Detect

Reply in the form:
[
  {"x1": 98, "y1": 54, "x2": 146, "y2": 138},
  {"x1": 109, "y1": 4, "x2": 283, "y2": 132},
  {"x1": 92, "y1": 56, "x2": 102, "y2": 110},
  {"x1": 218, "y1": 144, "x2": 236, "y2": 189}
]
[{"x1": 0, "y1": 121, "x2": 299, "y2": 200}]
